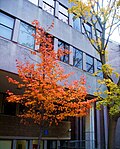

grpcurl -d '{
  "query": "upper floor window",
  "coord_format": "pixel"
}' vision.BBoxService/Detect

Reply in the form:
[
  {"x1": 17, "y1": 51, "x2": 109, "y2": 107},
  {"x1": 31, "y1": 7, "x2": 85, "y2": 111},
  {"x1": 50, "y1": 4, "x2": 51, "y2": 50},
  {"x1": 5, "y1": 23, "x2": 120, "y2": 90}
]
[
  {"x1": 28, "y1": 0, "x2": 38, "y2": 5},
  {"x1": 18, "y1": 21, "x2": 35, "y2": 49},
  {"x1": 97, "y1": 60, "x2": 103, "y2": 77},
  {"x1": 96, "y1": 29, "x2": 102, "y2": 38},
  {"x1": 0, "y1": 12, "x2": 14, "y2": 40},
  {"x1": 73, "y1": 48, "x2": 83, "y2": 69},
  {"x1": 86, "y1": 54, "x2": 94, "y2": 73},
  {"x1": 58, "y1": 40, "x2": 69, "y2": 64},
  {"x1": 82, "y1": 22, "x2": 92, "y2": 38},
  {"x1": 73, "y1": 15, "x2": 81, "y2": 32},
  {"x1": 59, "y1": 4, "x2": 68, "y2": 24},
  {"x1": 43, "y1": 0, "x2": 55, "y2": 15}
]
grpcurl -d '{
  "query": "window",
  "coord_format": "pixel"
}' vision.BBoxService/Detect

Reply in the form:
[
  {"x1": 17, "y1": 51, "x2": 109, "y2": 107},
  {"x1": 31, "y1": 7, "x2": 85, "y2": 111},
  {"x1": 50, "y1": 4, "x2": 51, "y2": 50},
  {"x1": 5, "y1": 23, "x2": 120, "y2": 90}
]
[
  {"x1": 73, "y1": 48, "x2": 83, "y2": 69},
  {"x1": 96, "y1": 29, "x2": 102, "y2": 38},
  {"x1": 0, "y1": 12, "x2": 14, "y2": 40},
  {"x1": 73, "y1": 15, "x2": 81, "y2": 32},
  {"x1": 43, "y1": 0, "x2": 55, "y2": 15},
  {"x1": 0, "y1": 140, "x2": 12, "y2": 149},
  {"x1": 28, "y1": 0, "x2": 38, "y2": 5},
  {"x1": 97, "y1": 60, "x2": 103, "y2": 77},
  {"x1": 58, "y1": 40, "x2": 69, "y2": 64},
  {"x1": 18, "y1": 22, "x2": 35, "y2": 49},
  {"x1": 59, "y1": 4, "x2": 68, "y2": 24},
  {"x1": 82, "y1": 23, "x2": 92, "y2": 38},
  {"x1": 86, "y1": 54, "x2": 94, "y2": 73}
]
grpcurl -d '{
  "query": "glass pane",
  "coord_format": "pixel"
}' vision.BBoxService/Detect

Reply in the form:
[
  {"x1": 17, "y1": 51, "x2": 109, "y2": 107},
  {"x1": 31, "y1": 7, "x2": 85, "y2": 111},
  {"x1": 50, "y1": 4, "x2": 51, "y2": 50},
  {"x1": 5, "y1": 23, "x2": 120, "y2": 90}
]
[
  {"x1": 86, "y1": 55, "x2": 93, "y2": 65},
  {"x1": 73, "y1": 48, "x2": 83, "y2": 69},
  {"x1": 59, "y1": 13, "x2": 68, "y2": 24},
  {"x1": 97, "y1": 60, "x2": 102, "y2": 70},
  {"x1": 0, "y1": 12, "x2": 14, "y2": 28},
  {"x1": 43, "y1": 3, "x2": 54, "y2": 15},
  {"x1": 18, "y1": 22, "x2": 35, "y2": 49},
  {"x1": 73, "y1": 17, "x2": 81, "y2": 31},
  {"x1": 33, "y1": 140, "x2": 43, "y2": 149},
  {"x1": 86, "y1": 63, "x2": 94, "y2": 73},
  {"x1": 16, "y1": 140, "x2": 28, "y2": 149},
  {"x1": 59, "y1": 5, "x2": 68, "y2": 16},
  {"x1": 0, "y1": 140, "x2": 12, "y2": 149},
  {"x1": 28, "y1": 0, "x2": 38, "y2": 5},
  {"x1": 0, "y1": 25, "x2": 12, "y2": 39},
  {"x1": 43, "y1": 0, "x2": 54, "y2": 7},
  {"x1": 84, "y1": 23, "x2": 91, "y2": 32}
]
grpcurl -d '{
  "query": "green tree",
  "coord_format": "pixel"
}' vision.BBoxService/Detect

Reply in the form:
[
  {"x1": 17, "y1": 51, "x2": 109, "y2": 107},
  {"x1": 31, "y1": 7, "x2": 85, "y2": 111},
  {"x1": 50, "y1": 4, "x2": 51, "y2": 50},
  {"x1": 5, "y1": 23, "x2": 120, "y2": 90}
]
[{"x1": 69, "y1": 0, "x2": 120, "y2": 149}]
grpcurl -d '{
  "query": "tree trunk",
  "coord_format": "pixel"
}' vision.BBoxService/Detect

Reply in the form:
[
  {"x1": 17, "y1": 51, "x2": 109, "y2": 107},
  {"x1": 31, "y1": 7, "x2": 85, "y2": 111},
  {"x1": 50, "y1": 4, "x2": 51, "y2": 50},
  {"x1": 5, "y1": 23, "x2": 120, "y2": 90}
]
[
  {"x1": 37, "y1": 126, "x2": 43, "y2": 149},
  {"x1": 108, "y1": 116, "x2": 118, "y2": 149}
]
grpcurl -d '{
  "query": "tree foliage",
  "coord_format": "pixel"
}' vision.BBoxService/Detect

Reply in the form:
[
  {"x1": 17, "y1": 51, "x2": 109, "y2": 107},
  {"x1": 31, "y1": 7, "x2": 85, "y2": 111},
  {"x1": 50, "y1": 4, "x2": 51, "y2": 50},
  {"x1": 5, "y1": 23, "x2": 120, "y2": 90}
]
[{"x1": 7, "y1": 20, "x2": 95, "y2": 126}]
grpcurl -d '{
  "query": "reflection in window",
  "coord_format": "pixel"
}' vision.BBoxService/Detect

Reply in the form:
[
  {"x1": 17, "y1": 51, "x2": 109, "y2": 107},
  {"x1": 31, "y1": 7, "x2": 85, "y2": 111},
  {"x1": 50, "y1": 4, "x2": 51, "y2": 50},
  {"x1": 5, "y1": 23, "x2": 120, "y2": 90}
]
[
  {"x1": 59, "y1": 4, "x2": 68, "y2": 24},
  {"x1": 18, "y1": 22, "x2": 35, "y2": 49},
  {"x1": 33, "y1": 140, "x2": 43, "y2": 149},
  {"x1": 43, "y1": 0, "x2": 55, "y2": 15},
  {"x1": 0, "y1": 140, "x2": 12, "y2": 149},
  {"x1": 82, "y1": 23, "x2": 92, "y2": 38},
  {"x1": 16, "y1": 140, "x2": 28, "y2": 149},
  {"x1": 73, "y1": 48, "x2": 83, "y2": 69},
  {"x1": 73, "y1": 15, "x2": 81, "y2": 32},
  {"x1": 0, "y1": 12, "x2": 14, "y2": 40},
  {"x1": 97, "y1": 60, "x2": 103, "y2": 77},
  {"x1": 28, "y1": 0, "x2": 38, "y2": 5},
  {"x1": 58, "y1": 40, "x2": 69, "y2": 64},
  {"x1": 86, "y1": 54, "x2": 94, "y2": 73}
]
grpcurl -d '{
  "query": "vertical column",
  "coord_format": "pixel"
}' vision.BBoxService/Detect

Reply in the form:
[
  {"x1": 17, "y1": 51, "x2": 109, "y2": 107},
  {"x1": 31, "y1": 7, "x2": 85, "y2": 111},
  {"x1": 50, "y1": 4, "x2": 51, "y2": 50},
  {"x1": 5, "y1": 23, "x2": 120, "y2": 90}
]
[
  {"x1": 96, "y1": 108, "x2": 102, "y2": 149},
  {"x1": 85, "y1": 112, "x2": 90, "y2": 149},
  {"x1": 55, "y1": 1, "x2": 59, "y2": 18},
  {"x1": 57, "y1": 140, "x2": 60, "y2": 149},
  {"x1": 54, "y1": 38, "x2": 58, "y2": 52},
  {"x1": 69, "y1": 46, "x2": 73, "y2": 65},
  {"x1": 94, "y1": 58, "x2": 97, "y2": 73},
  {"x1": 12, "y1": 140, "x2": 16, "y2": 149},
  {"x1": 29, "y1": 140, "x2": 33, "y2": 149},
  {"x1": 44, "y1": 140, "x2": 47, "y2": 149},
  {"x1": 38, "y1": 0, "x2": 43, "y2": 8},
  {"x1": 104, "y1": 106, "x2": 108, "y2": 149},
  {"x1": 12, "y1": 19, "x2": 20, "y2": 43},
  {"x1": 83, "y1": 53, "x2": 86, "y2": 71},
  {"x1": 69, "y1": 13, "x2": 73, "y2": 27},
  {"x1": 75, "y1": 117, "x2": 79, "y2": 140}
]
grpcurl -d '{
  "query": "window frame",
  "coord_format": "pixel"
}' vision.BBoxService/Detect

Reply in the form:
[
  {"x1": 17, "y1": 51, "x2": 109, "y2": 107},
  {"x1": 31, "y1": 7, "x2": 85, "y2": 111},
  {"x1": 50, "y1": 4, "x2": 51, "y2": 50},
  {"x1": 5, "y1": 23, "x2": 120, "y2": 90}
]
[
  {"x1": 43, "y1": 0, "x2": 55, "y2": 15},
  {"x1": 73, "y1": 47, "x2": 83, "y2": 69},
  {"x1": 18, "y1": 21, "x2": 35, "y2": 49},
  {"x1": 0, "y1": 11, "x2": 15, "y2": 40},
  {"x1": 86, "y1": 54, "x2": 94, "y2": 73},
  {"x1": 58, "y1": 3, "x2": 69, "y2": 24},
  {"x1": 58, "y1": 40, "x2": 69, "y2": 64}
]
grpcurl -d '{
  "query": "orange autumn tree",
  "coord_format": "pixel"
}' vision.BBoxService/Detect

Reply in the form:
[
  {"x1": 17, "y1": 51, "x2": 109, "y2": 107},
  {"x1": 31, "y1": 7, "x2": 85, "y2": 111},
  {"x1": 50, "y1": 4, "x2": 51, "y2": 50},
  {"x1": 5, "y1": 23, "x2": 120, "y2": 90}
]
[{"x1": 7, "y1": 20, "x2": 95, "y2": 149}]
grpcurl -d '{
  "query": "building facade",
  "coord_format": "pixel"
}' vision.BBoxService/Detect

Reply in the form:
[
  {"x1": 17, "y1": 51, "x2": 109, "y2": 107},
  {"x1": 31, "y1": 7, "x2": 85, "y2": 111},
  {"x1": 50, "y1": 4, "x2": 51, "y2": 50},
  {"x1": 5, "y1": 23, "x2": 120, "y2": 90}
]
[{"x1": 0, "y1": 0, "x2": 120, "y2": 149}]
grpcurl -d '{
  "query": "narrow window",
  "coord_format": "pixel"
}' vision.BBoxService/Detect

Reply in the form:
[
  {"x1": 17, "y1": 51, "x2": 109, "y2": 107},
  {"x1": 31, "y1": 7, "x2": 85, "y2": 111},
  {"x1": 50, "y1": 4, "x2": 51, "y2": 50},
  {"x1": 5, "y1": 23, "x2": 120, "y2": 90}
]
[
  {"x1": 73, "y1": 14, "x2": 81, "y2": 32},
  {"x1": 58, "y1": 40, "x2": 69, "y2": 64},
  {"x1": 59, "y1": 4, "x2": 68, "y2": 24},
  {"x1": 97, "y1": 60, "x2": 103, "y2": 77},
  {"x1": 18, "y1": 21, "x2": 35, "y2": 49},
  {"x1": 82, "y1": 22, "x2": 92, "y2": 38},
  {"x1": 43, "y1": 0, "x2": 55, "y2": 15},
  {"x1": 73, "y1": 48, "x2": 83, "y2": 69},
  {"x1": 0, "y1": 12, "x2": 14, "y2": 40},
  {"x1": 86, "y1": 54, "x2": 94, "y2": 73}
]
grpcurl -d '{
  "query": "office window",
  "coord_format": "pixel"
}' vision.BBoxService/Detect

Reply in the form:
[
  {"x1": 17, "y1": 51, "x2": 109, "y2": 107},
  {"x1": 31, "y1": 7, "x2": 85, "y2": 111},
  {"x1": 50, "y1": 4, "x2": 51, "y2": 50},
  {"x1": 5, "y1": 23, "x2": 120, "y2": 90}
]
[
  {"x1": 82, "y1": 23, "x2": 92, "y2": 38},
  {"x1": 73, "y1": 48, "x2": 83, "y2": 69},
  {"x1": 96, "y1": 29, "x2": 102, "y2": 38},
  {"x1": 18, "y1": 21, "x2": 35, "y2": 49},
  {"x1": 0, "y1": 140, "x2": 12, "y2": 149},
  {"x1": 0, "y1": 12, "x2": 14, "y2": 40},
  {"x1": 97, "y1": 60, "x2": 103, "y2": 77},
  {"x1": 73, "y1": 15, "x2": 81, "y2": 32},
  {"x1": 59, "y1": 4, "x2": 68, "y2": 24},
  {"x1": 86, "y1": 54, "x2": 94, "y2": 73},
  {"x1": 28, "y1": 0, "x2": 38, "y2": 5},
  {"x1": 43, "y1": 0, "x2": 55, "y2": 15},
  {"x1": 58, "y1": 40, "x2": 69, "y2": 64}
]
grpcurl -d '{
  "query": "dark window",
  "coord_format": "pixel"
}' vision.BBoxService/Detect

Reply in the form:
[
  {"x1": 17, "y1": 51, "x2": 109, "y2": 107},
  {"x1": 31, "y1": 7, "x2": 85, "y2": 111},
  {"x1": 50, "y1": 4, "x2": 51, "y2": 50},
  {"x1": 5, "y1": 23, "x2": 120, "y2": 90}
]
[
  {"x1": 73, "y1": 48, "x2": 83, "y2": 69},
  {"x1": 0, "y1": 12, "x2": 14, "y2": 40},
  {"x1": 28, "y1": 0, "x2": 38, "y2": 5},
  {"x1": 82, "y1": 23, "x2": 92, "y2": 38},
  {"x1": 73, "y1": 15, "x2": 81, "y2": 32},
  {"x1": 18, "y1": 21, "x2": 35, "y2": 49},
  {"x1": 43, "y1": 0, "x2": 55, "y2": 15},
  {"x1": 59, "y1": 4, "x2": 68, "y2": 24},
  {"x1": 97, "y1": 60, "x2": 103, "y2": 77},
  {"x1": 58, "y1": 40, "x2": 69, "y2": 64},
  {"x1": 86, "y1": 54, "x2": 94, "y2": 73}
]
